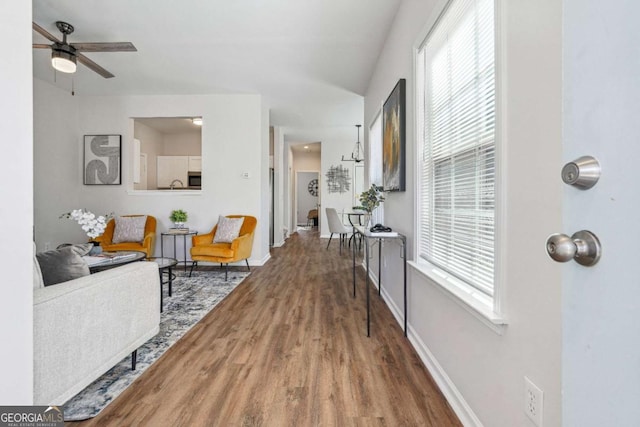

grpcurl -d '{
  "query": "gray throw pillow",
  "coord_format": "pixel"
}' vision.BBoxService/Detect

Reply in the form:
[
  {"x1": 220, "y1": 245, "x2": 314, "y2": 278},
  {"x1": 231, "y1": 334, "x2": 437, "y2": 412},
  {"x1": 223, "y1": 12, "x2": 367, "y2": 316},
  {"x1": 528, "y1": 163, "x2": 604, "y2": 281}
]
[
  {"x1": 213, "y1": 215, "x2": 245, "y2": 243},
  {"x1": 112, "y1": 216, "x2": 147, "y2": 243},
  {"x1": 35, "y1": 244, "x2": 91, "y2": 287}
]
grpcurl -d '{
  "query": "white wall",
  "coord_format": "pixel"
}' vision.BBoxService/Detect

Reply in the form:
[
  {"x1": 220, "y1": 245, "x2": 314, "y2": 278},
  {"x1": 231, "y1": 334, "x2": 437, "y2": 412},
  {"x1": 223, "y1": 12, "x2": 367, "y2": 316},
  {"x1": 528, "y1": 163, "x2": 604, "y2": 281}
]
[
  {"x1": 272, "y1": 126, "x2": 286, "y2": 246},
  {"x1": 33, "y1": 80, "x2": 84, "y2": 247},
  {"x1": 162, "y1": 133, "x2": 201, "y2": 156},
  {"x1": 33, "y1": 84, "x2": 270, "y2": 265},
  {"x1": 259, "y1": 104, "x2": 271, "y2": 262},
  {"x1": 292, "y1": 150, "x2": 321, "y2": 172},
  {"x1": 0, "y1": 0, "x2": 33, "y2": 404},
  {"x1": 364, "y1": 1, "x2": 562, "y2": 426}
]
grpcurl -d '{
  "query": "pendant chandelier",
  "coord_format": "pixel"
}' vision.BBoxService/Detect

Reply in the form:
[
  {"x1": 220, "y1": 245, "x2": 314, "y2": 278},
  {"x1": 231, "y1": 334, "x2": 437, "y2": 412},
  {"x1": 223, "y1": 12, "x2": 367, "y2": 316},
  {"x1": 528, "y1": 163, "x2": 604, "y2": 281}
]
[{"x1": 342, "y1": 124, "x2": 364, "y2": 163}]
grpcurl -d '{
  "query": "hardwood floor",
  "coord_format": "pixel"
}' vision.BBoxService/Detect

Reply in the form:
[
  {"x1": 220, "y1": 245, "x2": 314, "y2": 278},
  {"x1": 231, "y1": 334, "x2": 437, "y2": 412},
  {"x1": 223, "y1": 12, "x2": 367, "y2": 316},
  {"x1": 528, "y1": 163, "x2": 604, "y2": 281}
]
[{"x1": 71, "y1": 230, "x2": 461, "y2": 426}]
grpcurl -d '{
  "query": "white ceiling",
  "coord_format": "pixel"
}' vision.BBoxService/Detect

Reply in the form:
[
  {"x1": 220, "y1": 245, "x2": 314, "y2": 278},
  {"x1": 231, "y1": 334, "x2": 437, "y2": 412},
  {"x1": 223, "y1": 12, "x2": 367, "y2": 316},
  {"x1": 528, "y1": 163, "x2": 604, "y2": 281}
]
[
  {"x1": 32, "y1": 0, "x2": 401, "y2": 133},
  {"x1": 290, "y1": 142, "x2": 321, "y2": 154}
]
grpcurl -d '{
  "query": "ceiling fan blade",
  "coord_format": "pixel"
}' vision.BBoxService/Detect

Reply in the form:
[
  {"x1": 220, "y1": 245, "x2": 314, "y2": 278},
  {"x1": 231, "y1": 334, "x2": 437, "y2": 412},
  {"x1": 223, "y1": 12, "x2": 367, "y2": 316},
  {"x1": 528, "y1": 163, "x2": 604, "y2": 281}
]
[
  {"x1": 32, "y1": 22, "x2": 61, "y2": 43},
  {"x1": 33, "y1": 44, "x2": 52, "y2": 49},
  {"x1": 77, "y1": 53, "x2": 115, "y2": 79},
  {"x1": 72, "y1": 42, "x2": 137, "y2": 52}
]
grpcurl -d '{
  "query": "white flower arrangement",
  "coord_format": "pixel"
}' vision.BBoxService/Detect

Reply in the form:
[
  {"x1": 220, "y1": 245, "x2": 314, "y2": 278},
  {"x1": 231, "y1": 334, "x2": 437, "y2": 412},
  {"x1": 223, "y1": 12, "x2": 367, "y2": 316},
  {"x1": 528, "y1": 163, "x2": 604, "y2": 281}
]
[{"x1": 60, "y1": 209, "x2": 112, "y2": 239}]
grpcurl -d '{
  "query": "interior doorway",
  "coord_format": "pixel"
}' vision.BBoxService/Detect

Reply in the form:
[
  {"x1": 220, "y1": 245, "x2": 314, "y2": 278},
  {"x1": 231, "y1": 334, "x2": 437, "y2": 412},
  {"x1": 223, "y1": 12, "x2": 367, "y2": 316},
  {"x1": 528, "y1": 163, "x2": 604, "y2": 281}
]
[
  {"x1": 288, "y1": 142, "x2": 321, "y2": 234},
  {"x1": 296, "y1": 171, "x2": 319, "y2": 227}
]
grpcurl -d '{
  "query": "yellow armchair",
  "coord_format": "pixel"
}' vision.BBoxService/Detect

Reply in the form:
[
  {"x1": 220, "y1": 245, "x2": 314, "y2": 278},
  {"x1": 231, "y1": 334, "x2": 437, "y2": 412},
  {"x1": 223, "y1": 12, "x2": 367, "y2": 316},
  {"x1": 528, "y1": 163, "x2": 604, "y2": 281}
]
[
  {"x1": 190, "y1": 215, "x2": 257, "y2": 280},
  {"x1": 94, "y1": 215, "x2": 157, "y2": 257}
]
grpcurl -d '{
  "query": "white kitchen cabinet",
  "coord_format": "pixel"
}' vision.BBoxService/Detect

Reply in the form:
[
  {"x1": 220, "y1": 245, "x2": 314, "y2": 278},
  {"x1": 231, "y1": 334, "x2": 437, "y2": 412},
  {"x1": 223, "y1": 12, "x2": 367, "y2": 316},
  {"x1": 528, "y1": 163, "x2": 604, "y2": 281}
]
[
  {"x1": 188, "y1": 156, "x2": 202, "y2": 172},
  {"x1": 157, "y1": 156, "x2": 189, "y2": 188}
]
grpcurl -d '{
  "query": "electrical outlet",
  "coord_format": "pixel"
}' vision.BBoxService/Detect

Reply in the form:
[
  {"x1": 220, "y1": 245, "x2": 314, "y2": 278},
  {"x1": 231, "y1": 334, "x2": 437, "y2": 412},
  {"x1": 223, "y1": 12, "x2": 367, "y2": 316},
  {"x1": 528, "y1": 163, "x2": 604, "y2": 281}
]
[
  {"x1": 524, "y1": 376, "x2": 543, "y2": 426},
  {"x1": 44, "y1": 242, "x2": 51, "y2": 251}
]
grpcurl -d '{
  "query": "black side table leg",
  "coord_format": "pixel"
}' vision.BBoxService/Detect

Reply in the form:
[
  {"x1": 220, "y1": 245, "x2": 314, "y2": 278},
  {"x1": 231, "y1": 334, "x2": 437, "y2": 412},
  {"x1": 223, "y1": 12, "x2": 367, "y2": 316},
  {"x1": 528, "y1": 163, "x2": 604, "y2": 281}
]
[
  {"x1": 159, "y1": 270, "x2": 163, "y2": 313},
  {"x1": 183, "y1": 235, "x2": 188, "y2": 272},
  {"x1": 352, "y1": 227, "x2": 356, "y2": 298},
  {"x1": 366, "y1": 237, "x2": 370, "y2": 337},
  {"x1": 378, "y1": 238, "x2": 382, "y2": 296}
]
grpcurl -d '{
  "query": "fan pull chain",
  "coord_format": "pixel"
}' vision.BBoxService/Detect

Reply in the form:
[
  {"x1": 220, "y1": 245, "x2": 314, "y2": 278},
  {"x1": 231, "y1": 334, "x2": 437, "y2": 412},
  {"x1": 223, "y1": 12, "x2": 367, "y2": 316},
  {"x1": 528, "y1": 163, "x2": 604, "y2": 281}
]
[{"x1": 71, "y1": 77, "x2": 75, "y2": 96}]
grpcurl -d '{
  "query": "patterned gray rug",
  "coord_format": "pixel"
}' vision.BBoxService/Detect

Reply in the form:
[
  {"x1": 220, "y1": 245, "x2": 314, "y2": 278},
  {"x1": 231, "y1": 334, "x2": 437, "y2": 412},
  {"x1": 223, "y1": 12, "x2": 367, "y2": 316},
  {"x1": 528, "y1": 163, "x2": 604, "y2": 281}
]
[{"x1": 63, "y1": 269, "x2": 250, "y2": 421}]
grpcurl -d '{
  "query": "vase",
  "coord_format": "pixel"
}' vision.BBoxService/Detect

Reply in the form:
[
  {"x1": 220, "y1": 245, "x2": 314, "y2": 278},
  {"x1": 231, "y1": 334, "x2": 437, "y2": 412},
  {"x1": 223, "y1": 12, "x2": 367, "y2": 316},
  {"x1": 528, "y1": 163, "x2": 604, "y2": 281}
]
[
  {"x1": 364, "y1": 214, "x2": 372, "y2": 230},
  {"x1": 174, "y1": 222, "x2": 186, "y2": 229},
  {"x1": 89, "y1": 241, "x2": 102, "y2": 255}
]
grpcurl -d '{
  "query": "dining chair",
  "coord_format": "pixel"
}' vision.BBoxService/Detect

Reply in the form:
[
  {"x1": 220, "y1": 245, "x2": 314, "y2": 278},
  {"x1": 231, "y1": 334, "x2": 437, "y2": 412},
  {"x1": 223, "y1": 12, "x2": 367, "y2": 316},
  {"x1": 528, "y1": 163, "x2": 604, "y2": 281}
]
[
  {"x1": 307, "y1": 209, "x2": 318, "y2": 227},
  {"x1": 326, "y1": 208, "x2": 350, "y2": 253}
]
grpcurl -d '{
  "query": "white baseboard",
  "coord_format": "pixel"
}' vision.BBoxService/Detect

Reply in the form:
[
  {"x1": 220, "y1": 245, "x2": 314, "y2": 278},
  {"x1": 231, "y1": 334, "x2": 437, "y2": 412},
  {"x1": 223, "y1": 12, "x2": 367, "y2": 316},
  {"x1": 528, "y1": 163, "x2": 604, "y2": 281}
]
[
  {"x1": 194, "y1": 253, "x2": 270, "y2": 268},
  {"x1": 366, "y1": 268, "x2": 483, "y2": 427},
  {"x1": 250, "y1": 252, "x2": 271, "y2": 266}
]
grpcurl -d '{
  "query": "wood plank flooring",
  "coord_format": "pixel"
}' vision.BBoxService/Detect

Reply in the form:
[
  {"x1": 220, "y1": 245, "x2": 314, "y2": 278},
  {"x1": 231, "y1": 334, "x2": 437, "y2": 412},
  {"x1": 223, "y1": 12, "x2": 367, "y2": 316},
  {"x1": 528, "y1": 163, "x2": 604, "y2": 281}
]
[{"x1": 70, "y1": 230, "x2": 461, "y2": 426}]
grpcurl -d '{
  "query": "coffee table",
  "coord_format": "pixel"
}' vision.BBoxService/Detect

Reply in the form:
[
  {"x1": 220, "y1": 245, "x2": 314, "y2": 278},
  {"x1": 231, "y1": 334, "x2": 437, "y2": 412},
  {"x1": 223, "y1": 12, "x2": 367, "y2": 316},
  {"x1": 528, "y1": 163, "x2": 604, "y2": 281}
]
[
  {"x1": 147, "y1": 257, "x2": 178, "y2": 312},
  {"x1": 86, "y1": 251, "x2": 146, "y2": 273}
]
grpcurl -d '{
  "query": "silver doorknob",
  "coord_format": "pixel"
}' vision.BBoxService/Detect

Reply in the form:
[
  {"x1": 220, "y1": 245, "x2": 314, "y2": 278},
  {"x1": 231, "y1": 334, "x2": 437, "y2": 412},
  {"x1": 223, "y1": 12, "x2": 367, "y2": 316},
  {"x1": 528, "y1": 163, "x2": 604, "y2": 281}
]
[{"x1": 546, "y1": 230, "x2": 601, "y2": 266}]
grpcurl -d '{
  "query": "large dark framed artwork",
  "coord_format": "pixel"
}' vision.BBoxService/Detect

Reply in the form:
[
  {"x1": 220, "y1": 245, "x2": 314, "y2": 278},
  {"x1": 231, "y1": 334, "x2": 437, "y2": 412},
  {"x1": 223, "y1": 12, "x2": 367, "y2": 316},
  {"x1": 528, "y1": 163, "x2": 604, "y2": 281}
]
[
  {"x1": 383, "y1": 78, "x2": 406, "y2": 192},
  {"x1": 83, "y1": 135, "x2": 122, "y2": 185}
]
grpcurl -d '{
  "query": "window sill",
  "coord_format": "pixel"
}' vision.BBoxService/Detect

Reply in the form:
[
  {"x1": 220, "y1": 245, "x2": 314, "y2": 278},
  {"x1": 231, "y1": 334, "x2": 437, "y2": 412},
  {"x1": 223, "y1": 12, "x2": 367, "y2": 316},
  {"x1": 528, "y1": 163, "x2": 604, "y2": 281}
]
[
  {"x1": 126, "y1": 189, "x2": 202, "y2": 196},
  {"x1": 408, "y1": 260, "x2": 507, "y2": 335}
]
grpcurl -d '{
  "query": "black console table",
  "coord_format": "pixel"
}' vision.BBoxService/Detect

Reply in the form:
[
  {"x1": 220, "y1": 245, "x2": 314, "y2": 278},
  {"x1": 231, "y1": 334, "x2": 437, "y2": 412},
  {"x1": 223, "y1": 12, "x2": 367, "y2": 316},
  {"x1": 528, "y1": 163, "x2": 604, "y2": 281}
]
[{"x1": 352, "y1": 226, "x2": 407, "y2": 337}]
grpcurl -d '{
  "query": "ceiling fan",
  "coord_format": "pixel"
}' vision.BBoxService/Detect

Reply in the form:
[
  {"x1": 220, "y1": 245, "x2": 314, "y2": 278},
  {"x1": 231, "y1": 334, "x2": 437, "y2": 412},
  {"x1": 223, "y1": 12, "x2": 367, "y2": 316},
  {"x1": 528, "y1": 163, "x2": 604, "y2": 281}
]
[{"x1": 32, "y1": 21, "x2": 137, "y2": 78}]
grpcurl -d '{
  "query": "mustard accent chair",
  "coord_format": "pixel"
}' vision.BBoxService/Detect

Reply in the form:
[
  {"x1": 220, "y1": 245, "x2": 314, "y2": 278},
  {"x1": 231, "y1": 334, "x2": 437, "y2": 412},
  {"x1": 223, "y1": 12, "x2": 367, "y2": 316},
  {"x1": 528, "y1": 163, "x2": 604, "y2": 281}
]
[
  {"x1": 94, "y1": 215, "x2": 157, "y2": 257},
  {"x1": 189, "y1": 215, "x2": 257, "y2": 280}
]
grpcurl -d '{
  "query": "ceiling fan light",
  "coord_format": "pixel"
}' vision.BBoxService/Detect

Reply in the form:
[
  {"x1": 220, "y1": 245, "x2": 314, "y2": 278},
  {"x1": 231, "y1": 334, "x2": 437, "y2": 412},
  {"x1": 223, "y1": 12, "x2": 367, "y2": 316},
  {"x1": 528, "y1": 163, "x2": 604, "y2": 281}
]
[{"x1": 51, "y1": 49, "x2": 77, "y2": 73}]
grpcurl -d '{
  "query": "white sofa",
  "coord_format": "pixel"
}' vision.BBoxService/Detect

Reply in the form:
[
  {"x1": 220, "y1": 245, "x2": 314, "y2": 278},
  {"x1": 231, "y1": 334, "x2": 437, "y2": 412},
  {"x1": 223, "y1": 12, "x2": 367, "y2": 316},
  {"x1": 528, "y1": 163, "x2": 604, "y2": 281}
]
[{"x1": 33, "y1": 258, "x2": 161, "y2": 405}]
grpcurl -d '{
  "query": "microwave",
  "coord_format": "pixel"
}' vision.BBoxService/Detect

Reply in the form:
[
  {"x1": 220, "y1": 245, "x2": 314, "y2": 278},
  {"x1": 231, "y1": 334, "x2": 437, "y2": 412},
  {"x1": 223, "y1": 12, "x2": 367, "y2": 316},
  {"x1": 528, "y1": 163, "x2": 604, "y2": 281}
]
[{"x1": 188, "y1": 172, "x2": 201, "y2": 188}]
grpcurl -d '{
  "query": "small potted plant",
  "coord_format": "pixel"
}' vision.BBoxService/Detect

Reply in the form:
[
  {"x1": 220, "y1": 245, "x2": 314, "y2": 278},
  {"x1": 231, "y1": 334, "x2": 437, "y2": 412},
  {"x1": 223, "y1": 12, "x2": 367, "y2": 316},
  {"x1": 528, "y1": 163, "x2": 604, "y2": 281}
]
[
  {"x1": 169, "y1": 209, "x2": 188, "y2": 229},
  {"x1": 359, "y1": 185, "x2": 385, "y2": 227}
]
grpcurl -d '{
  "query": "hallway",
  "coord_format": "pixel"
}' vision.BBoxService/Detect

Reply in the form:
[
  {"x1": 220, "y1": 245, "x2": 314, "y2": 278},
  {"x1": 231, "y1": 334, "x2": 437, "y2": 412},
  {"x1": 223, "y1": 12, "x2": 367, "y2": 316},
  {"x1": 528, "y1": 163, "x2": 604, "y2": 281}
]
[{"x1": 73, "y1": 230, "x2": 460, "y2": 426}]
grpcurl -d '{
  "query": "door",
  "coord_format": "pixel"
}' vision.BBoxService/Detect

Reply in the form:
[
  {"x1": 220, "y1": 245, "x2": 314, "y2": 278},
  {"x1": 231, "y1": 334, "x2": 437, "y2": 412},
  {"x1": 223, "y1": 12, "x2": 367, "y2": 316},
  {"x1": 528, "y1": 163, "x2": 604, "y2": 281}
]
[{"x1": 561, "y1": 1, "x2": 640, "y2": 424}]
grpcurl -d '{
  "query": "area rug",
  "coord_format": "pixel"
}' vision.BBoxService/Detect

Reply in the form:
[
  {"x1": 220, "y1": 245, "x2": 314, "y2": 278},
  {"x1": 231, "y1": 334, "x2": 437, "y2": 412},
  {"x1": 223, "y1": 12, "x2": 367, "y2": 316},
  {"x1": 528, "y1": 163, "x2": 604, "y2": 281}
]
[{"x1": 63, "y1": 269, "x2": 250, "y2": 421}]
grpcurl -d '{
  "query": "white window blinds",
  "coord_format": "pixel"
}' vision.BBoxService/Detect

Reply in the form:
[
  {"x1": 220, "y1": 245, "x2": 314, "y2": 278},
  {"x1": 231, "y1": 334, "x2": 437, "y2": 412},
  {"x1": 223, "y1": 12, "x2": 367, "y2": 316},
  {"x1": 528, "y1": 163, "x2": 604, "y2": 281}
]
[{"x1": 417, "y1": 0, "x2": 496, "y2": 295}]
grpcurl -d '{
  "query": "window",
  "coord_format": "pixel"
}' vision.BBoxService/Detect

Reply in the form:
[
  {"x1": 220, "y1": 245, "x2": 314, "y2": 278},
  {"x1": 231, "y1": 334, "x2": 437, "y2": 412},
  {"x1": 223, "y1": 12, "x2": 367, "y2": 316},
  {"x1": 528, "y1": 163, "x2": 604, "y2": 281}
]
[
  {"x1": 369, "y1": 111, "x2": 384, "y2": 225},
  {"x1": 132, "y1": 117, "x2": 202, "y2": 192},
  {"x1": 416, "y1": 0, "x2": 496, "y2": 297}
]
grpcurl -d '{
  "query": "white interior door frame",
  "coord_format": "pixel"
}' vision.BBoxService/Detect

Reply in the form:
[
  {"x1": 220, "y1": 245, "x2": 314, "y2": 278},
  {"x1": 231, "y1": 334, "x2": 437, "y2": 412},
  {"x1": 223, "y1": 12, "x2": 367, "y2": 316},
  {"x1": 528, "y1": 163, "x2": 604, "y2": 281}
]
[{"x1": 295, "y1": 170, "x2": 319, "y2": 227}]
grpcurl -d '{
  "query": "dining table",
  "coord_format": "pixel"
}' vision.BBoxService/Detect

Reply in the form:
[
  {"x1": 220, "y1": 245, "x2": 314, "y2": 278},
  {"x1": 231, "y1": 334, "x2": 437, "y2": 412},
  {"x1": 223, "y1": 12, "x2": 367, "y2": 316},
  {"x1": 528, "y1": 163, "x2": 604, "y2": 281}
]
[{"x1": 342, "y1": 210, "x2": 368, "y2": 249}]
